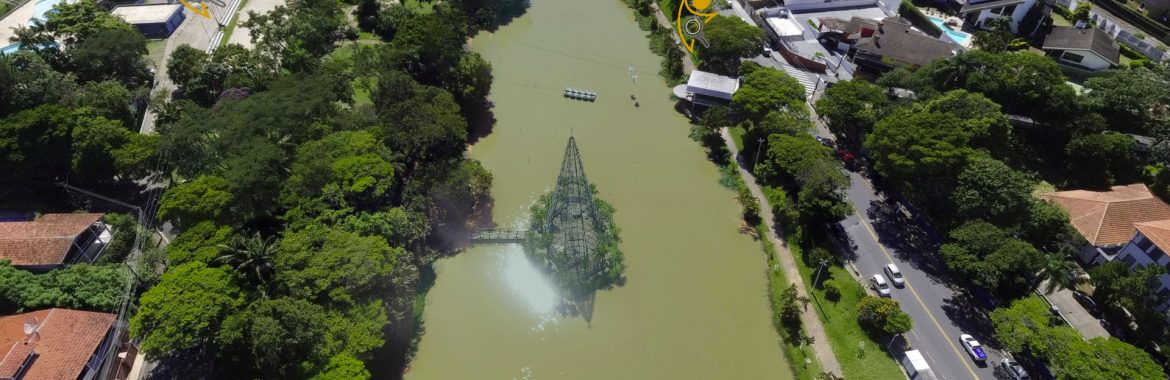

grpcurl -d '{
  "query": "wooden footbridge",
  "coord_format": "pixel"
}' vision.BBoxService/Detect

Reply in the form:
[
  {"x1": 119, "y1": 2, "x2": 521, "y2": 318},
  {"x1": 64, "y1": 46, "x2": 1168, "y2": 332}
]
[{"x1": 470, "y1": 228, "x2": 527, "y2": 244}]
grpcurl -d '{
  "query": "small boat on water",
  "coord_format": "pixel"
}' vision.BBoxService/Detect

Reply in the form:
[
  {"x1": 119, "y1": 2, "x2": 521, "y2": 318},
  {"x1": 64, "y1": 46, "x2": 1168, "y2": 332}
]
[{"x1": 564, "y1": 87, "x2": 597, "y2": 102}]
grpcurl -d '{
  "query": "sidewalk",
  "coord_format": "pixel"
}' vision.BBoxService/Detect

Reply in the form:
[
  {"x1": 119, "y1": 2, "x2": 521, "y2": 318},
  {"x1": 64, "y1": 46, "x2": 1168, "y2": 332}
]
[
  {"x1": 649, "y1": 1, "x2": 697, "y2": 75},
  {"x1": 720, "y1": 128, "x2": 843, "y2": 377}
]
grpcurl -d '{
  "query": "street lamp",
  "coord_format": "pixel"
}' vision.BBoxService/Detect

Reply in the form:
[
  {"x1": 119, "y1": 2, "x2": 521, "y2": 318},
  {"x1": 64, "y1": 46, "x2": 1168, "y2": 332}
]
[{"x1": 753, "y1": 138, "x2": 765, "y2": 167}]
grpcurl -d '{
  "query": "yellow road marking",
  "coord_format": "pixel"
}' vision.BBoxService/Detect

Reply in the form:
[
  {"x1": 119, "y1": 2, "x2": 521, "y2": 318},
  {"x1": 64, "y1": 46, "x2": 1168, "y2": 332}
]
[{"x1": 854, "y1": 210, "x2": 980, "y2": 380}]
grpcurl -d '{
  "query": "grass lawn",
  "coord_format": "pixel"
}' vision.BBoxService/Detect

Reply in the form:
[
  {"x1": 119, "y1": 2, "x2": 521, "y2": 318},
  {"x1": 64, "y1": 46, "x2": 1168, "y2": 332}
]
[
  {"x1": 145, "y1": 39, "x2": 168, "y2": 69},
  {"x1": 404, "y1": 0, "x2": 433, "y2": 13},
  {"x1": 792, "y1": 237, "x2": 905, "y2": 380},
  {"x1": 755, "y1": 223, "x2": 824, "y2": 380},
  {"x1": 1051, "y1": 13, "x2": 1073, "y2": 27},
  {"x1": 219, "y1": 0, "x2": 249, "y2": 47},
  {"x1": 730, "y1": 126, "x2": 746, "y2": 151}
]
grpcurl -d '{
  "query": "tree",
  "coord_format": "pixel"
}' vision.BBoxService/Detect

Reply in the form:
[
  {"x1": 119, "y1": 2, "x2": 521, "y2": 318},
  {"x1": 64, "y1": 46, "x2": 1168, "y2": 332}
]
[
  {"x1": 972, "y1": 16, "x2": 1014, "y2": 52},
  {"x1": 1021, "y1": 200, "x2": 1084, "y2": 253},
  {"x1": 1089, "y1": 262, "x2": 1169, "y2": 341},
  {"x1": 386, "y1": 9, "x2": 468, "y2": 85},
  {"x1": 241, "y1": 0, "x2": 349, "y2": 71},
  {"x1": 1059, "y1": 337, "x2": 1164, "y2": 380},
  {"x1": 166, "y1": 45, "x2": 209, "y2": 89},
  {"x1": 920, "y1": 51, "x2": 1075, "y2": 118},
  {"x1": 0, "y1": 104, "x2": 74, "y2": 180},
  {"x1": 940, "y1": 221, "x2": 1043, "y2": 298},
  {"x1": 950, "y1": 156, "x2": 1034, "y2": 227},
  {"x1": 284, "y1": 131, "x2": 395, "y2": 208},
  {"x1": 697, "y1": 16, "x2": 766, "y2": 75},
  {"x1": 376, "y1": 82, "x2": 468, "y2": 164},
  {"x1": 166, "y1": 222, "x2": 236, "y2": 265},
  {"x1": 440, "y1": 51, "x2": 493, "y2": 108},
  {"x1": 311, "y1": 353, "x2": 371, "y2": 380},
  {"x1": 732, "y1": 64, "x2": 806, "y2": 123},
  {"x1": 0, "y1": 263, "x2": 129, "y2": 313},
  {"x1": 112, "y1": 133, "x2": 160, "y2": 180},
  {"x1": 1032, "y1": 253, "x2": 1082, "y2": 293},
  {"x1": 69, "y1": 28, "x2": 150, "y2": 85},
  {"x1": 856, "y1": 296, "x2": 912, "y2": 334},
  {"x1": 1064, "y1": 133, "x2": 1140, "y2": 188},
  {"x1": 275, "y1": 227, "x2": 401, "y2": 305},
  {"x1": 157, "y1": 176, "x2": 236, "y2": 227},
  {"x1": 131, "y1": 262, "x2": 245, "y2": 358},
  {"x1": 41, "y1": 0, "x2": 135, "y2": 45},
  {"x1": 1070, "y1": 2, "x2": 1091, "y2": 23},
  {"x1": 756, "y1": 134, "x2": 833, "y2": 185},
  {"x1": 814, "y1": 79, "x2": 891, "y2": 145},
  {"x1": 991, "y1": 297, "x2": 1074, "y2": 359},
  {"x1": 796, "y1": 161, "x2": 853, "y2": 223},
  {"x1": 245, "y1": 297, "x2": 332, "y2": 376},
  {"x1": 0, "y1": 51, "x2": 77, "y2": 116},
  {"x1": 402, "y1": 158, "x2": 494, "y2": 232},
  {"x1": 65, "y1": 80, "x2": 135, "y2": 127},
  {"x1": 217, "y1": 233, "x2": 280, "y2": 292},
  {"x1": 690, "y1": 106, "x2": 729, "y2": 144},
  {"x1": 1083, "y1": 68, "x2": 1169, "y2": 134},
  {"x1": 69, "y1": 114, "x2": 132, "y2": 183}
]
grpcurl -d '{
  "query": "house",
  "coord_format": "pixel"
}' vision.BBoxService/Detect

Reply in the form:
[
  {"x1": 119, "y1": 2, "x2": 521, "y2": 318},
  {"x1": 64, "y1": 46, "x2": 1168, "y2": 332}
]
[
  {"x1": 0, "y1": 213, "x2": 110, "y2": 272},
  {"x1": 672, "y1": 70, "x2": 740, "y2": 108},
  {"x1": 820, "y1": 16, "x2": 960, "y2": 74},
  {"x1": 782, "y1": 0, "x2": 879, "y2": 12},
  {"x1": 1114, "y1": 220, "x2": 1170, "y2": 312},
  {"x1": 110, "y1": 4, "x2": 187, "y2": 39},
  {"x1": 0, "y1": 308, "x2": 118, "y2": 380},
  {"x1": 1138, "y1": 0, "x2": 1170, "y2": 22},
  {"x1": 1042, "y1": 26, "x2": 1121, "y2": 72},
  {"x1": 1039, "y1": 184, "x2": 1170, "y2": 264},
  {"x1": 958, "y1": 0, "x2": 1036, "y2": 33}
]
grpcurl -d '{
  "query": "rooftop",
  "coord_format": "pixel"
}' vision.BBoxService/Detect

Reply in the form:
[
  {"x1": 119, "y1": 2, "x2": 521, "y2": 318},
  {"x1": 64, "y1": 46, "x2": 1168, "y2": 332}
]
[
  {"x1": 1135, "y1": 219, "x2": 1170, "y2": 253},
  {"x1": 111, "y1": 3, "x2": 184, "y2": 24},
  {"x1": 1043, "y1": 26, "x2": 1121, "y2": 66},
  {"x1": 960, "y1": 0, "x2": 1028, "y2": 13},
  {"x1": 0, "y1": 213, "x2": 104, "y2": 266},
  {"x1": 0, "y1": 309, "x2": 116, "y2": 380},
  {"x1": 1040, "y1": 184, "x2": 1170, "y2": 246},
  {"x1": 849, "y1": 16, "x2": 959, "y2": 67},
  {"x1": 685, "y1": 70, "x2": 740, "y2": 100}
]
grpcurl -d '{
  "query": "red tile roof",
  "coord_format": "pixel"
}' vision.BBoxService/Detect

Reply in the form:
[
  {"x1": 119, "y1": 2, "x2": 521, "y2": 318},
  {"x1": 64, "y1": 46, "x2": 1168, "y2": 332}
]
[
  {"x1": 0, "y1": 309, "x2": 116, "y2": 380},
  {"x1": 0, "y1": 213, "x2": 104, "y2": 266},
  {"x1": 1135, "y1": 219, "x2": 1170, "y2": 254},
  {"x1": 1040, "y1": 184, "x2": 1170, "y2": 246}
]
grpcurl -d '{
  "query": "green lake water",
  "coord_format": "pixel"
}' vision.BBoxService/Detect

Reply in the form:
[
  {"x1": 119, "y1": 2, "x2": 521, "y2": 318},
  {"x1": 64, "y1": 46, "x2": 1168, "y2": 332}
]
[{"x1": 403, "y1": 0, "x2": 794, "y2": 378}]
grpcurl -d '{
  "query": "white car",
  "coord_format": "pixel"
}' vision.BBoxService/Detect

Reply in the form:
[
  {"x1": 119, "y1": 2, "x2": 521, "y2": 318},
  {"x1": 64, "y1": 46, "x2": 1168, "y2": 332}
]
[
  {"x1": 884, "y1": 263, "x2": 905, "y2": 287},
  {"x1": 960, "y1": 334, "x2": 987, "y2": 362},
  {"x1": 998, "y1": 358, "x2": 1029, "y2": 379},
  {"x1": 870, "y1": 274, "x2": 891, "y2": 297}
]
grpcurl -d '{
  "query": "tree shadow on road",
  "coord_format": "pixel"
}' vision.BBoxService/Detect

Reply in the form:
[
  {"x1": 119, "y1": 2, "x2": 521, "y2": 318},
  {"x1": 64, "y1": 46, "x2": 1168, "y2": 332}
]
[
  {"x1": 863, "y1": 199, "x2": 950, "y2": 282},
  {"x1": 940, "y1": 293, "x2": 1001, "y2": 348}
]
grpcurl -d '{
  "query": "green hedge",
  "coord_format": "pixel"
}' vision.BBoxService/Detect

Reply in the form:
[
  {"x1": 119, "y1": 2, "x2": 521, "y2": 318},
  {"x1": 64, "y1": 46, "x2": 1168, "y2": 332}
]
[{"x1": 900, "y1": 0, "x2": 943, "y2": 38}]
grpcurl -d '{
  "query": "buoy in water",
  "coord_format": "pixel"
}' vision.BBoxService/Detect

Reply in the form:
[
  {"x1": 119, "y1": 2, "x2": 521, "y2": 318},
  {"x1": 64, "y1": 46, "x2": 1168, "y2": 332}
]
[{"x1": 634, "y1": 102, "x2": 640, "y2": 107}]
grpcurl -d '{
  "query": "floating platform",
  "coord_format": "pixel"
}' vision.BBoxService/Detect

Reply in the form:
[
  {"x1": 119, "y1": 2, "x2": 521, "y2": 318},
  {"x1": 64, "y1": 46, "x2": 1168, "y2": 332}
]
[{"x1": 564, "y1": 87, "x2": 597, "y2": 102}]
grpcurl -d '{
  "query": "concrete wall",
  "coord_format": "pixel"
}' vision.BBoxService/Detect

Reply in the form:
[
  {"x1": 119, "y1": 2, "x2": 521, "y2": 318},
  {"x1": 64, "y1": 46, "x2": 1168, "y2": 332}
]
[
  {"x1": 784, "y1": 0, "x2": 878, "y2": 11},
  {"x1": 1053, "y1": 49, "x2": 1114, "y2": 70}
]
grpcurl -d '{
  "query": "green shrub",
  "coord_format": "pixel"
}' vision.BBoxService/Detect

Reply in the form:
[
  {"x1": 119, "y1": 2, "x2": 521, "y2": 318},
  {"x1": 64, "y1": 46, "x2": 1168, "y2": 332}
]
[
  {"x1": 1053, "y1": 4, "x2": 1072, "y2": 17},
  {"x1": 823, "y1": 279, "x2": 841, "y2": 300}
]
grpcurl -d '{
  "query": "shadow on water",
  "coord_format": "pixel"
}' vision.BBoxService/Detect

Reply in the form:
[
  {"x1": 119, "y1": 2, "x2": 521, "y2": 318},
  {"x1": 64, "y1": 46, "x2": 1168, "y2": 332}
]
[{"x1": 464, "y1": 101, "x2": 497, "y2": 145}]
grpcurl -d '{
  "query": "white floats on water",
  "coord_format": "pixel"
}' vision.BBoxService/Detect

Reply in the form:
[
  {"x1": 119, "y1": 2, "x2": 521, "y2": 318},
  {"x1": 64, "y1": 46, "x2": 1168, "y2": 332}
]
[{"x1": 564, "y1": 87, "x2": 597, "y2": 102}]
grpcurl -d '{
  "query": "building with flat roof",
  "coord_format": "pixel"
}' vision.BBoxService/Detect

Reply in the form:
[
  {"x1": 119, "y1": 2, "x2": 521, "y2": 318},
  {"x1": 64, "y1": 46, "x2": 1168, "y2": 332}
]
[
  {"x1": 0, "y1": 213, "x2": 110, "y2": 272},
  {"x1": 111, "y1": 3, "x2": 186, "y2": 38},
  {"x1": 0, "y1": 308, "x2": 117, "y2": 380},
  {"x1": 673, "y1": 70, "x2": 741, "y2": 107}
]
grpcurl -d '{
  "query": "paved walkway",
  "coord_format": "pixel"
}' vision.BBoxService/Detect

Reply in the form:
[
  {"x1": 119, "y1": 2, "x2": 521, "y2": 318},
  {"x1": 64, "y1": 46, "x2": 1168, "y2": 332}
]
[
  {"x1": 649, "y1": 2, "x2": 697, "y2": 75},
  {"x1": 1038, "y1": 280, "x2": 1110, "y2": 340},
  {"x1": 720, "y1": 128, "x2": 843, "y2": 377},
  {"x1": 227, "y1": 0, "x2": 284, "y2": 47}
]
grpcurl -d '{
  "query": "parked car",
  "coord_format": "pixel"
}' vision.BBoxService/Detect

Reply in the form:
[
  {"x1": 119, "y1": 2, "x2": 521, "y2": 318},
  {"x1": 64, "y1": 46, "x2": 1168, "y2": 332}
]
[
  {"x1": 1072, "y1": 291, "x2": 1101, "y2": 317},
  {"x1": 997, "y1": 358, "x2": 1030, "y2": 379},
  {"x1": 763, "y1": 46, "x2": 774, "y2": 57},
  {"x1": 959, "y1": 334, "x2": 987, "y2": 362},
  {"x1": 884, "y1": 263, "x2": 905, "y2": 287},
  {"x1": 871, "y1": 274, "x2": 891, "y2": 297},
  {"x1": 815, "y1": 136, "x2": 833, "y2": 148}
]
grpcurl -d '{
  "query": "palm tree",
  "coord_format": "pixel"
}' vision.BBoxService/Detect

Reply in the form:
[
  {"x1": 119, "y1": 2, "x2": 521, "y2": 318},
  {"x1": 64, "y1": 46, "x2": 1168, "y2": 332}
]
[
  {"x1": 216, "y1": 233, "x2": 279, "y2": 293},
  {"x1": 1032, "y1": 253, "x2": 1084, "y2": 294}
]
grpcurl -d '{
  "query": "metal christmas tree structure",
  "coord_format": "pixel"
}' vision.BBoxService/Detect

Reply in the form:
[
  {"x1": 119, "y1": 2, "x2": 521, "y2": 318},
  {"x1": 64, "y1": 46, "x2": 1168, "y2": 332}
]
[{"x1": 527, "y1": 136, "x2": 623, "y2": 302}]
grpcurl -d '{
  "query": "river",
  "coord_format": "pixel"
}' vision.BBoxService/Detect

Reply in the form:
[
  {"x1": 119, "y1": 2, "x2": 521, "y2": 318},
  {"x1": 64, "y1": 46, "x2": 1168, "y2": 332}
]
[{"x1": 403, "y1": 0, "x2": 794, "y2": 378}]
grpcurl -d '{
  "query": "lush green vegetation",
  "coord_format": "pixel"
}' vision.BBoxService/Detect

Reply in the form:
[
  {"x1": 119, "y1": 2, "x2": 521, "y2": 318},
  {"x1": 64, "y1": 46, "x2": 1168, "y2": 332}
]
[
  {"x1": 619, "y1": 0, "x2": 687, "y2": 84},
  {"x1": 66, "y1": 0, "x2": 527, "y2": 377},
  {"x1": 825, "y1": 50, "x2": 1170, "y2": 371},
  {"x1": 0, "y1": 262, "x2": 130, "y2": 313},
  {"x1": 993, "y1": 297, "x2": 1164, "y2": 379}
]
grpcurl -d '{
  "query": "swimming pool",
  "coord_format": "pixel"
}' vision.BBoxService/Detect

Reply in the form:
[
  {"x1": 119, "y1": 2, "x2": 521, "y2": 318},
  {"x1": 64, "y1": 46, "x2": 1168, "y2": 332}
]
[{"x1": 928, "y1": 16, "x2": 972, "y2": 46}]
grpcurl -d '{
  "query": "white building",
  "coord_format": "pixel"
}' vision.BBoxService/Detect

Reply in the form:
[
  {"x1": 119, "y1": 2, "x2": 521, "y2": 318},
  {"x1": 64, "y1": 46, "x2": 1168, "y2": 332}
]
[
  {"x1": 672, "y1": 70, "x2": 741, "y2": 107},
  {"x1": 1042, "y1": 26, "x2": 1121, "y2": 72},
  {"x1": 1114, "y1": 220, "x2": 1170, "y2": 312},
  {"x1": 958, "y1": 0, "x2": 1036, "y2": 33}
]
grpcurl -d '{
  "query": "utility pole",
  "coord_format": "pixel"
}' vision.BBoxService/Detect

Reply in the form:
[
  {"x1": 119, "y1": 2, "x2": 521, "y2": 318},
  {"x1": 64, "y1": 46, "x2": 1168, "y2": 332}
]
[{"x1": 753, "y1": 138, "x2": 765, "y2": 167}]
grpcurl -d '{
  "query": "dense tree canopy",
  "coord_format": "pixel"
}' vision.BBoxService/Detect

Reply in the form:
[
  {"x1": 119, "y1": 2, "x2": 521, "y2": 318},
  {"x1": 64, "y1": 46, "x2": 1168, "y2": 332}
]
[
  {"x1": 814, "y1": 79, "x2": 892, "y2": 146},
  {"x1": 131, "y1": 263, "x2": 245, "y2": 357},
  {"x1": 698, "y1": 16, "x2": 766, "y2": 75},
  {"x1": 940, "y1": 221, "x2": 1042, "y2": 298},
  {"x1": 732, "y1": 63, "x2": 806, "y2": 123},
  {"x1": 856, "y1": 296, "x2": 912, "y2": 335},
  {"x1": 0, "y1": 263, "x2": 129, "y2": 313}
]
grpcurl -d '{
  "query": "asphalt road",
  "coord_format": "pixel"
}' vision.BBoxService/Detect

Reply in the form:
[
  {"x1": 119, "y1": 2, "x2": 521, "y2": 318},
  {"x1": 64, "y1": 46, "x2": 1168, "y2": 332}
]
[{"x1": 823, "y1": 137, "x2": 1001, "y2": 380}]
